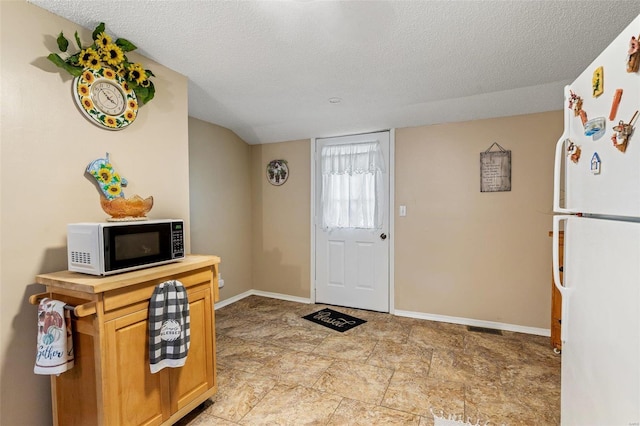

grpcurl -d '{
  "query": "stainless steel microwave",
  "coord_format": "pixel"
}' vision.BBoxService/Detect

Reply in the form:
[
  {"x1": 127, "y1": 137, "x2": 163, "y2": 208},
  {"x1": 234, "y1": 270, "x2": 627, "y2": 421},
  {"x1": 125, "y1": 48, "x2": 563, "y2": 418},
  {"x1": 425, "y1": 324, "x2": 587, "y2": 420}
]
[{"x1": 67, "y1": 219, "x2": 185, "y2": 275}]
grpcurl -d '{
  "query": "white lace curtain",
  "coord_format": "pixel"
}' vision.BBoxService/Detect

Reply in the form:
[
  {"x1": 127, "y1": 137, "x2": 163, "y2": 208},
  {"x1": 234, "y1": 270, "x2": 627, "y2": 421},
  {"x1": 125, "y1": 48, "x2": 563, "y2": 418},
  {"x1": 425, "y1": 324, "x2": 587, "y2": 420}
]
[{"x1": 321, "y1": 141, "x2": 385, "y2": 230}]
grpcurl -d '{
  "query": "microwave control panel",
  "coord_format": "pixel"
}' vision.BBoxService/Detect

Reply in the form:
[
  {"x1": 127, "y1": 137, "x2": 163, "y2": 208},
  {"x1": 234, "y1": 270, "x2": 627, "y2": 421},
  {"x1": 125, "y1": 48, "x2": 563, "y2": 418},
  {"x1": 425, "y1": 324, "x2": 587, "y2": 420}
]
[{"x1": 171, "y1": 221, "x2": 185, "y2": 258}]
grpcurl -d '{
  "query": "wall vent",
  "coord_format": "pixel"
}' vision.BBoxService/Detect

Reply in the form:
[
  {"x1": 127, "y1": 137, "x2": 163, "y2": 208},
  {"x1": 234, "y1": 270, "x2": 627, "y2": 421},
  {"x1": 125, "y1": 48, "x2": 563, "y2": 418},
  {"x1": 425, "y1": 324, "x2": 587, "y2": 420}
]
[{"x1": 467, "y1": 326, "x2": 503, "y2": 335}]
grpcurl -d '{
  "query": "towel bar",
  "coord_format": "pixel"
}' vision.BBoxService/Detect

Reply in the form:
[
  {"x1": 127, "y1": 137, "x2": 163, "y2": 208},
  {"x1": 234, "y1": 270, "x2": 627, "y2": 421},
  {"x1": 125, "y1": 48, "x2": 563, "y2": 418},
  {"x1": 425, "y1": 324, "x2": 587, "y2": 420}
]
[{"x1": 29, "y1": 292, "x2": 97, "y2": 318}]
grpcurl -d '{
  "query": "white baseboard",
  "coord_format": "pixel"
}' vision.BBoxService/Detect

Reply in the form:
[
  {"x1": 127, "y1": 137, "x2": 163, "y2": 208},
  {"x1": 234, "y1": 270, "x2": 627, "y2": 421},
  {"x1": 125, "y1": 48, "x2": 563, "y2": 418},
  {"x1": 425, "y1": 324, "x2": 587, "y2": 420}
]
[
  {"x1": 214, "y1": 290, "x2": 253, "y2": 309},
  {"x1": 250, "y1": 290, "x2": 312, "y2": 304},
  {"x1": 215, "y1": 292, "x2": 550, "y2": 337},
  {"x1": 214, "y1": 290, "x2": 311, "y2": 310},
  {"x1": 394, "y1": 309, "x2": 551, "y2": 337}
]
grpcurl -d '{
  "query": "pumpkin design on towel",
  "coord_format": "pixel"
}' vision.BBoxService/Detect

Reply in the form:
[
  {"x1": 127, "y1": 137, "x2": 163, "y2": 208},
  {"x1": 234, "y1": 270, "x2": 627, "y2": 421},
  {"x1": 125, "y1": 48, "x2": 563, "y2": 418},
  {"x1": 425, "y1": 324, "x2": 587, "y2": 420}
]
[{"x1": 37, "y1": 300, "x2": 64, "y2": 345}]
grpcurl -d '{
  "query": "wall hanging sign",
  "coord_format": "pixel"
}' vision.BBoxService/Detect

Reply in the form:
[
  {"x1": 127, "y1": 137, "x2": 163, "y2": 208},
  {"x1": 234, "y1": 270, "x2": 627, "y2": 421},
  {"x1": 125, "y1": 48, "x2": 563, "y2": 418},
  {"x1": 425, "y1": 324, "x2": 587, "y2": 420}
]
[
  {"x1": 46, "y1": 22, "x2": 155, "y2": 130},
  {"x1": 480, "y1": 142, "x2": 511, "y2": 192},
  {"x1": 266, "y1": 159, "x2": 289, "y2": 186}
]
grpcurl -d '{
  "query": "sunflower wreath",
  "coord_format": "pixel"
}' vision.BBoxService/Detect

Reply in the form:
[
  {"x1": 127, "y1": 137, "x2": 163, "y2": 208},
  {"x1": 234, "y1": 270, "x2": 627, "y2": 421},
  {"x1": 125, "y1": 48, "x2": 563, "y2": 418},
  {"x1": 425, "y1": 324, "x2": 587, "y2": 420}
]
[{"x1": 47, "y1": 22, "x2": 155, "y2": 105}]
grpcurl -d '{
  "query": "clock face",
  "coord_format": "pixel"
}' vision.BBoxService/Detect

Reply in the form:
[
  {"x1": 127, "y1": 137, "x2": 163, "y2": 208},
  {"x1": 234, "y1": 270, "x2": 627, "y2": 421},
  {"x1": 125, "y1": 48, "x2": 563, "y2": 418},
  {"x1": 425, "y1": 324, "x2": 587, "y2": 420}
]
[
  {"x1": 91, "y1": 80, "x2": 126, "y2": 116},
  {"x1": 73, "y1": 67, "x2": 138, "y2": 130}
]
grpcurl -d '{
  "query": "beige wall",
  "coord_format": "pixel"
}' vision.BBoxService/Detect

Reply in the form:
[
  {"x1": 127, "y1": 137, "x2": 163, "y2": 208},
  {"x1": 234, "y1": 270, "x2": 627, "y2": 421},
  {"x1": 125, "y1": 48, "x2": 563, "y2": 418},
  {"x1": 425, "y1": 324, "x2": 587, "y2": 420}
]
[
  {"x1": 395, "y1": 111, "x2": 562, "y2": 329},
  {"x1": 0, "y1": 2, "x2": 190, "y2": 424},
  {"x1": 188, "y1": 117, "x2": 253, "y2": 300},
  {"x1": 243, "y1": 113, "x2": 561, "y2": 331},
  {"x1": 251, "y1": 140, "x2": 311, "y2": 298}
]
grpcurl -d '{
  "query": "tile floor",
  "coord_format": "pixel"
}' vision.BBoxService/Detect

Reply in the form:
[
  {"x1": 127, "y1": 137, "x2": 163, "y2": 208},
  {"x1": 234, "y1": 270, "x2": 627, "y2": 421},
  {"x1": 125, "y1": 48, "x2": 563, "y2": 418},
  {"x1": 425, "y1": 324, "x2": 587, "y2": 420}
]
[{"x1": 179, "y1": 296, "x2": 560, "y2": 425}]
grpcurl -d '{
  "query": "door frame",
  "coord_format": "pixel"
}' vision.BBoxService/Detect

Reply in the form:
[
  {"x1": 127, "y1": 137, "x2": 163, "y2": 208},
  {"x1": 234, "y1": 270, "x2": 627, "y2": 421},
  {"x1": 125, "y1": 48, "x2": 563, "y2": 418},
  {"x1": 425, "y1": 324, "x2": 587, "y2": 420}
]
[{"x1": 309, "y1": 129, "x2": 395, "y2": 314}]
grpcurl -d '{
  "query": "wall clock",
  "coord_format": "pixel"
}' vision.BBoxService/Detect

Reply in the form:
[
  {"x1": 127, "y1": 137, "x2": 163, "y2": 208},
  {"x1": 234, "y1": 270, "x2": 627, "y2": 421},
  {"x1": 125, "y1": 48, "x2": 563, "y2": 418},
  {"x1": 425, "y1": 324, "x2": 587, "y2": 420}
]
[{"x1": 73, "y1": 66, "x2": 138, "y2": 130}]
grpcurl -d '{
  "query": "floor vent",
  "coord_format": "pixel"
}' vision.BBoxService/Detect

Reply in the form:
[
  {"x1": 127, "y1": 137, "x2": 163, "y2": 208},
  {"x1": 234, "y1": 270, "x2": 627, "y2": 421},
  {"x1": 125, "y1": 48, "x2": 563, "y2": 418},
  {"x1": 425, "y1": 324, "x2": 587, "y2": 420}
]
[{"x1": 467, "y1": 326, "x2": 503, "y2": 335}]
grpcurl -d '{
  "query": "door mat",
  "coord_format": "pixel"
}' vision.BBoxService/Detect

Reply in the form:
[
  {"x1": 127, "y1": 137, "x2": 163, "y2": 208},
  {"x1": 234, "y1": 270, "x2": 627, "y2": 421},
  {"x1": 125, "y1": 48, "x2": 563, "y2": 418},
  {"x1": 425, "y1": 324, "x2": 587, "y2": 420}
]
[{"x1": 302, "y1": 308, "x2": 366, "y2": 332}]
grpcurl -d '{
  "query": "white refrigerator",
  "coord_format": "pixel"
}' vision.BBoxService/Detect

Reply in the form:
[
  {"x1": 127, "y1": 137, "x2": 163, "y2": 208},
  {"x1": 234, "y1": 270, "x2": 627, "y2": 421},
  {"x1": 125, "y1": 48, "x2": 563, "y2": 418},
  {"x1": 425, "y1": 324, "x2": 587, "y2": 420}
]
[{"x1": 552, "y1": 14, "x2": 640, "y2": 426}]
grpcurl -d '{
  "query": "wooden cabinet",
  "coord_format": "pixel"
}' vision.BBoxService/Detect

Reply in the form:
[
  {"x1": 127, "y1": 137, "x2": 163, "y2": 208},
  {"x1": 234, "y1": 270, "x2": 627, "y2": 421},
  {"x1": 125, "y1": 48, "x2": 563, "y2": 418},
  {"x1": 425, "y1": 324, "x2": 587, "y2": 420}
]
[
  {"x1": 32, "y1": 255, "x2": 220, "y2": 426},
  {"x1": 549, "y1": 232, "x2": 563, "y2": 351}
]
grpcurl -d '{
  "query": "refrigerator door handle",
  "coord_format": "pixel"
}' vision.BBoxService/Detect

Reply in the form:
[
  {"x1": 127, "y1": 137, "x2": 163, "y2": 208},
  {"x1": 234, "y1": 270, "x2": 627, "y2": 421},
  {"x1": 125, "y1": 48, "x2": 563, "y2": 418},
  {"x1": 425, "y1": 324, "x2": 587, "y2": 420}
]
[
  {"x1": 553, "y1": 215, "x2": 573, "y2": 343},
  {"x1": 553, "y1": 86, "x2": 572, "y2": 214},
  {"x1": 552, "y1": 215, "x2": 567, "y2": 292}
]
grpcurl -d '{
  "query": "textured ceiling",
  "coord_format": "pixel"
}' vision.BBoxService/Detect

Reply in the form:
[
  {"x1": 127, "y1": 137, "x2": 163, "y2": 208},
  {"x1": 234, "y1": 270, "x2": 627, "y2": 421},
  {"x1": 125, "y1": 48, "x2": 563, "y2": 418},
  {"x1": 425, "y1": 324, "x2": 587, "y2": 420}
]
[{"x1": 29, "y1": 1, "x2": 640, "y2": 144}]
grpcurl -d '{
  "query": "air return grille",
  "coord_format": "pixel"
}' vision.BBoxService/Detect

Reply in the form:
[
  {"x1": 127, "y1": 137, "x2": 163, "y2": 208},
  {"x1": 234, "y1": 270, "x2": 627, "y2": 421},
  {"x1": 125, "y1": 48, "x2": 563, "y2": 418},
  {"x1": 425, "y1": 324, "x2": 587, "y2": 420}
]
[{"x1": 467, "y1": 326, "x2": 503, "y2": 335}]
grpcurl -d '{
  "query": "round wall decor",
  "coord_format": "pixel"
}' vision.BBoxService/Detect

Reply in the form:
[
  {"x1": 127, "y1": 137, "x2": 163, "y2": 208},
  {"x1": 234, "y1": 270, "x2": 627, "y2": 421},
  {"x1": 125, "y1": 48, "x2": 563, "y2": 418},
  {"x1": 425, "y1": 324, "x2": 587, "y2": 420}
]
[
  {"x1": 266, "y1": 159, "x2": 288, "y2": 186},
  {"x1": 73, "y1": 66, "x2": 138, "y2": 130}
]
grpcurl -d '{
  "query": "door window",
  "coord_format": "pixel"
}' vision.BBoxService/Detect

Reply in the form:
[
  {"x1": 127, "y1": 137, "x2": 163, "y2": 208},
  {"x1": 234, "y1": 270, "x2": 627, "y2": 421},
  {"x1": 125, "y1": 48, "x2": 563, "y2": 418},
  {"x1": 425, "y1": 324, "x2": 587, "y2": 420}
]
[{"x1": 320, "y1": 141, "x2": 385, "y2": 229}]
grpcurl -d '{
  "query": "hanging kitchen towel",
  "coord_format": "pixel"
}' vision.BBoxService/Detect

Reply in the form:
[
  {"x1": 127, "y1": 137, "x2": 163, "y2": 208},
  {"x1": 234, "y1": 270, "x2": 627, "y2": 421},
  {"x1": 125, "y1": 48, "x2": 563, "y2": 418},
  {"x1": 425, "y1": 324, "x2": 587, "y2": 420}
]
[
  {"x1": 34, "y1": 298, "x2": 74, "y2": 375},
  {"x1": 148, "y1": 280, "x2": 190, "y2": 374}
]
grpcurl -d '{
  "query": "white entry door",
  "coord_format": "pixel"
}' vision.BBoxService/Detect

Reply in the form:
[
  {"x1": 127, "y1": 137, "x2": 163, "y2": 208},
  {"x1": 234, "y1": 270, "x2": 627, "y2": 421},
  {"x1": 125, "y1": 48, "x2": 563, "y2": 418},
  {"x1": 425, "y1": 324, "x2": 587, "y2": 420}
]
[{"x1": 314, "y1": 131, "x2": 390, "y2": 312}]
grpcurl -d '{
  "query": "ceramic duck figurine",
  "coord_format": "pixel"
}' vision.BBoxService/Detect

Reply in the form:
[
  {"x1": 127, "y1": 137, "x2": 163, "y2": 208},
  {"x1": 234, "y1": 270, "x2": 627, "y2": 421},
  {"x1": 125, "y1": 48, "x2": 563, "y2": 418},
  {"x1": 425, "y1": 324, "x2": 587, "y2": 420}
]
[{"x1": 86, "y1": 153, "x2": 127, "y2": 200}]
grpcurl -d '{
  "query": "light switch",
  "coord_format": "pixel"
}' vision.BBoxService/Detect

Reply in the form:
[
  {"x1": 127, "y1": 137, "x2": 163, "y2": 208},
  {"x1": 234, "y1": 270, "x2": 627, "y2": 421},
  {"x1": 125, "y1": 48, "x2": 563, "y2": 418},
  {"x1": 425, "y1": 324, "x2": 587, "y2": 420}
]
[{"x1": 399, "y1": 205, "x2": 407, "y2": 217}]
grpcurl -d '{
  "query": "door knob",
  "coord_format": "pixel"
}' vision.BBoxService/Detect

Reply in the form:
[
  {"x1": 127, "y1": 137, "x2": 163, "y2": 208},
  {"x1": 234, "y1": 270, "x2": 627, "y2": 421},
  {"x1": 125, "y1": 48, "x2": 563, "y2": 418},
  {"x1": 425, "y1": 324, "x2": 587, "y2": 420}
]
[{"x1": 380, "y1": 233, "x2": 387, "y2": 240}]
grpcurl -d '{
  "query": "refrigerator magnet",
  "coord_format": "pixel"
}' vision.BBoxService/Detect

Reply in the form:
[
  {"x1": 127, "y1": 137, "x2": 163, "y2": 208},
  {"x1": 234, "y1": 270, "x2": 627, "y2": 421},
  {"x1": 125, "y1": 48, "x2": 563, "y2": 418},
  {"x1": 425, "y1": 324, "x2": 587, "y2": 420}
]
[
  {"x1": 568, "y1": 91, "x2": 588, "y2": 125},
  {"x1": 567, "y1": 140, "x2": 581, "y2": 164},
  {"x1": 611, "y1": 110, "x2": 638, "y2": 153},
  {"x1": 627, "y1": 35, "x2": 639, "y2": 73},
  {"x1": 590, "y1": 153, "x2": 601, "y2": 174},
  {"x1": 592, "y1": 66, "x2": 603, "y2": 97},
  {"x1": 584, "y1": 117, "x2": 605, "y2": 137},
  {"x1": 609, "y1": 89, "x2": 623, "y2": 121},
  {"x1": 568, "y1": 90, "x2": 583, "y2": 116}
]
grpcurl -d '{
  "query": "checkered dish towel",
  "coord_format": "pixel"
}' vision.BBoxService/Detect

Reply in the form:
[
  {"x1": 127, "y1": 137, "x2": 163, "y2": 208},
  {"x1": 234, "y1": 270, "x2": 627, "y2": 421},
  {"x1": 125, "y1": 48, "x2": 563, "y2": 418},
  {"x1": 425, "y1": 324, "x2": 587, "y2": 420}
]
[{"x1": 148, "y1": 280, "x2": 190, "y2": 374}]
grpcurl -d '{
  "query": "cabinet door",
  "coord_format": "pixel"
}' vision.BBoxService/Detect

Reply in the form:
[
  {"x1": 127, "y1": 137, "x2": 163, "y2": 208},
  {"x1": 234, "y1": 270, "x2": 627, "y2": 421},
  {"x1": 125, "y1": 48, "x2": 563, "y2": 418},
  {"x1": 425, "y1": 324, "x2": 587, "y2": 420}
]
[
  {"x1": 169, "y1": 287, "x2": 215, "y2": 412},
  {"x1": 105, "y1": 310, "x2": 170, "y2": 426}
]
